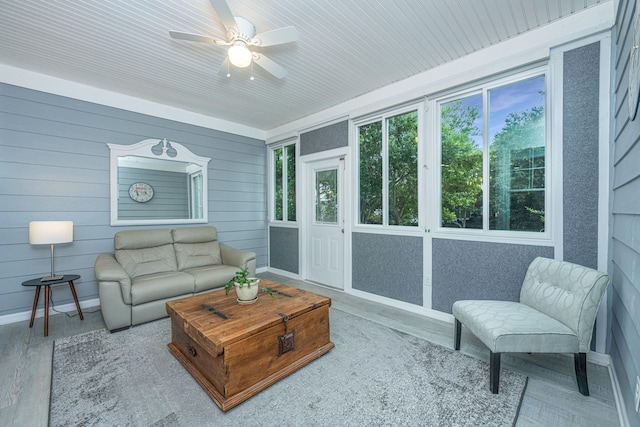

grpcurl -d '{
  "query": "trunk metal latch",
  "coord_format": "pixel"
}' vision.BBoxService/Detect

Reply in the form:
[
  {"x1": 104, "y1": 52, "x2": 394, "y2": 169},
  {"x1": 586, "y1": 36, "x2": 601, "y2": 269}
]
[{"x1": 278, "y1": 313, "x2": 295, "y2": 355}]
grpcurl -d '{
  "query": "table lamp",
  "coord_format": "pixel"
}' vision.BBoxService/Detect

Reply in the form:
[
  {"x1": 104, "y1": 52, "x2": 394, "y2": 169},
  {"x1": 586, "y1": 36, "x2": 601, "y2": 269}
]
[{"x1": 29, "y1": 221, "x2": 74, "y2": 282}]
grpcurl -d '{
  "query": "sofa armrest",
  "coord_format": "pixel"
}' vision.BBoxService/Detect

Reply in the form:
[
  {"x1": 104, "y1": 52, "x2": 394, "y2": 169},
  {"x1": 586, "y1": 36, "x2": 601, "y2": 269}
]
[
  {"x1": 94, "y1": 253, "x2": 132, "y2": 304},
  {"x1": 219, "y1": 243, "x2": 257, "y2": 275}
]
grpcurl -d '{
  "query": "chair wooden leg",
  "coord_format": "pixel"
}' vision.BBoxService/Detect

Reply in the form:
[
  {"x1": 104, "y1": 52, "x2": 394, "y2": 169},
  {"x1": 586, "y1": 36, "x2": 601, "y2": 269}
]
[
  {"x1": 574, "y1": 352, "x2": 589, "y2": 396},
  {"x1": 490, "y1": 351, "x2": 501, "y2": 394},
  {"x1": 454, "y1": 319, "x2": 461, "y2": 351}
]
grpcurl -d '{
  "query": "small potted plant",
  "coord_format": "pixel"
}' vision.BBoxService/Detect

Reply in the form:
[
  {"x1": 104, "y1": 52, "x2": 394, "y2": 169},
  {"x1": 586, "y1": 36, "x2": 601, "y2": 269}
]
[{"x1": 225, "y1": 268, "x2": 273, "y2": 304}]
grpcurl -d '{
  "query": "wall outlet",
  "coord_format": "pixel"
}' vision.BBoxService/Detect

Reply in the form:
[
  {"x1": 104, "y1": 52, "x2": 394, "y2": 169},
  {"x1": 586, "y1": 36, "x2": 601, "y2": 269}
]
[{"x1": 635, "y1": 376, "x2": 640, "y2": 413}]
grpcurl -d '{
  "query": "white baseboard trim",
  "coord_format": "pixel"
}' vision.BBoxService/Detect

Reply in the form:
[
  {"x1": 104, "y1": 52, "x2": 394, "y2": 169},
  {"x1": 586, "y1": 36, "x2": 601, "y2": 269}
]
[
  {"x1": 348, "y1": 288, "x2": 455, "y2": 323},
  {"x1": 265, "y1": 267, "x2": 301, "y2": 280},
  {"x1": 255, "y1": 266, "x2": 268, "y2": 274},
  {"x1": 609, "y1": 358, "x2": 631, "y2": 427},
  {"x1": 0, "y1": 298, "x2": 101, "y2": 326},
  {"x1": 587, "y1": 351, "x2": 611, "y2": 366}
]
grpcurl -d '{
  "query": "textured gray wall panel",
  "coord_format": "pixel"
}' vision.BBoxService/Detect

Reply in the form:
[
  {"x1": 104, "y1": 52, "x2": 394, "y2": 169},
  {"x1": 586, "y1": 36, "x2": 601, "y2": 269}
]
[
  {"x1": 562, "y1": 43, "x2": 600, "y2": 269},
  {"x1": 300, "y1": 120, "x2": 348, "y2": 156},
  {"x1": 352, "y1": 232, "x2": 422, "y2": 305},
  {"x1": 432, "y1": 239, "x2": 554, "y2": 313},
  {"x1": 269, "y1": 226, "x2": 299, "y2": 274}
]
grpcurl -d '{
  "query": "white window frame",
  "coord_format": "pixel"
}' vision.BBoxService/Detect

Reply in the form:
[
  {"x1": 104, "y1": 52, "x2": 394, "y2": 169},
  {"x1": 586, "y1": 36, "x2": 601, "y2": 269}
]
[
  {"x1": 188, "y1": 170, "x2": 203, "y2": 219},
  {"x1": 269, "y1": 139, "x2": 298, "y2": 224},
  {"x1": 431, "y1": 66, "x2": 552, "y2": 243},
  {"x1": 353, "y1": 103, "x2": 424, "y2": 233}
]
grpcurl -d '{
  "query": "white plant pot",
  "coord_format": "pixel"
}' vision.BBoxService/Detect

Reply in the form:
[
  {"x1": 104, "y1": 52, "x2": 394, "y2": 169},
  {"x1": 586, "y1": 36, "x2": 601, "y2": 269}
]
[{"x1": 234, "y1": 278, "x2": 260, "y2": 303}]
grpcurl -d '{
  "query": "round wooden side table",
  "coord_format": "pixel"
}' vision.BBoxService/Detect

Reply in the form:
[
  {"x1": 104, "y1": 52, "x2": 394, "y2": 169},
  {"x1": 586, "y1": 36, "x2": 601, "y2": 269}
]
[{"x1": 21, "y1": 274, "x2": 83, "y2": 336}]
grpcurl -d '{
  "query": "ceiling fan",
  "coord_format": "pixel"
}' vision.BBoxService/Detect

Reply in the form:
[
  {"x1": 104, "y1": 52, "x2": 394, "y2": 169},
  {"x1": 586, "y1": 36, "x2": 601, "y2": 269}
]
[{"x1": 169, "y1": 0, "x2": 298, "y2": 79}]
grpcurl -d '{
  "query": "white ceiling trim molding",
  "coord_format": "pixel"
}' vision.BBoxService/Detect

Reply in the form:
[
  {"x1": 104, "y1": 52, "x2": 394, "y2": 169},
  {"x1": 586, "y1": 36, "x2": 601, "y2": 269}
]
[
  {"x1": 0, "y1": 64, "x2": 266, "y2": 141},
  {"x1": 265, "y1": 132, "x2": 298, "y2": 146},
  {"x1": 265, "y1": 115, "x2": 349, "y2": 145},
  {"x1": 265, "y1": 1, "x2": 614, "y2": 140}
]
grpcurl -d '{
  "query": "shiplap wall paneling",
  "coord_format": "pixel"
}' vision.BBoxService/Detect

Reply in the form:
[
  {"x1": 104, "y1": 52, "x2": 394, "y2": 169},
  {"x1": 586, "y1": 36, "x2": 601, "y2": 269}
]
[
  {"x1": 118, "y1": 168, "x2": 189, "y2": 220},
  {"x1": 0, "y1": 83, "x2": 267, "y2": 318},
  {"x1": 610, "y1": 0, "x2": 640, "y2": 424}
]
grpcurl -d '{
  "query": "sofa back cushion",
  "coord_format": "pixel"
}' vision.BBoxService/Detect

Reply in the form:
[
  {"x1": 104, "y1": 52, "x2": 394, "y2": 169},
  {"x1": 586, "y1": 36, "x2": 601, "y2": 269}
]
[
  {"x1": 114, "y1": 229, "x2": 177, "y2": 278},
  {"x1": 172, "y1": 226, "x2": 222, "y2": 270}
]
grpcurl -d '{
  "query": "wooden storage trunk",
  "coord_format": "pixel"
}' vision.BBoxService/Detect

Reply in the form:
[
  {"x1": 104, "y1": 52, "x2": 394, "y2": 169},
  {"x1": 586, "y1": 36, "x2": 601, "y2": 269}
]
[{"x1": 166, "y1": 280, "x2": 334, "y2": 411}]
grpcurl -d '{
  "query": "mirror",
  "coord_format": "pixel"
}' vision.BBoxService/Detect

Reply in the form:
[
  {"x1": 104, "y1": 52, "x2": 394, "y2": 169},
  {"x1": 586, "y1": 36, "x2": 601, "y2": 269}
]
[{"x1": 108, "y1": 139, "x2": 210, "y2": 226}]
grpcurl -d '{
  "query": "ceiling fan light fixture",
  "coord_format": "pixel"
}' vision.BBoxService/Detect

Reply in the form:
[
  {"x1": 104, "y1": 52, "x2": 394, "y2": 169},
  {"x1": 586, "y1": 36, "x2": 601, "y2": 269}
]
[{"x1": 228, "y1": 43, "x2": 252, "y2": 68}]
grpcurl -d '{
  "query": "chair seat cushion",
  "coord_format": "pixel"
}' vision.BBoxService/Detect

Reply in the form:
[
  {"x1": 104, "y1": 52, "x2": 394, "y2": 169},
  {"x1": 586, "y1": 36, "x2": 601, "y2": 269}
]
[{"x1": 452, "y1": 300, "x2": 579, "y2": 354}]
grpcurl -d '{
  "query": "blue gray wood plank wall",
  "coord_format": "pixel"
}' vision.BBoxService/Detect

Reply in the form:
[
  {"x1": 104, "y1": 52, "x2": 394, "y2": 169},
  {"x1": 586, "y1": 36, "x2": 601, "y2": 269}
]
[
  {"x1": 610, "y1": 0, "x2": 640, "y2": 424},
  {"x1": 0, "y1": 83, "x2": 267, "y2": 318}
]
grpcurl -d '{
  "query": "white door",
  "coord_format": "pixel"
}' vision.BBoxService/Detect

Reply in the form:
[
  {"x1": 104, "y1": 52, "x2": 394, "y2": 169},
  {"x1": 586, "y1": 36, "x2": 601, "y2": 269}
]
[{"x1": 306, "y1": 158, "x2": 344, "y2": 289}]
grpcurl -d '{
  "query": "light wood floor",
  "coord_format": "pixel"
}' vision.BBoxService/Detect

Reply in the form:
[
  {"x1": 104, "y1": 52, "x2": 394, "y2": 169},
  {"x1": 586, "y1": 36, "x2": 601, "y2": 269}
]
[{"x1": 0, "y1": 272, "x2": 619, "y2": 426}]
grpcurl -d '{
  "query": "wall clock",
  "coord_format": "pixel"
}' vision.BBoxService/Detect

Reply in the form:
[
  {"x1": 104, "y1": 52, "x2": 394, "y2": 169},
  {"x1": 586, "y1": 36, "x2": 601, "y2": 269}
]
[
  {"x1": 128, "y1": 182, "x2": 154, "y2": 203},
  {"x1": 630, "y1": 0, "x2": 640, "y2": 120}
]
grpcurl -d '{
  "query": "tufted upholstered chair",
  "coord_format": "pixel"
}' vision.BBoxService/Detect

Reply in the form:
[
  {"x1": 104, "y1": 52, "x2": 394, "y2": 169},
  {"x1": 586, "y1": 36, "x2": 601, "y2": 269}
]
[{"x1": 452, "y1": 257, "x2": 609, "y2": 395}]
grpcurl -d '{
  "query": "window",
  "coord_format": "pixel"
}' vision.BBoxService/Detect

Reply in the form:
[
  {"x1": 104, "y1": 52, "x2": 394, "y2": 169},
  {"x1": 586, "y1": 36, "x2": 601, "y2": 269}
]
[
  {"x1": 358, "y1": 109, "x2": 419, "y2": 227},
  {"x1": 189, "y1": 171, "x2": 203, "y2": 219},
  {"x1": 273, "y1": 143, "x2": 296, "y2": 222},
  {"x1": 439, "y1": 73, "x2": 547, "y2": 233}
]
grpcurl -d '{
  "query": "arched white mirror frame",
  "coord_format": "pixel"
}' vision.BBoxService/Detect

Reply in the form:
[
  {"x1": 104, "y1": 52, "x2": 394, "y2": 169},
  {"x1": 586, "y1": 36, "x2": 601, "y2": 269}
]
[{"x1": 108, "y1": 138, "x2": 211, "y2": 226}]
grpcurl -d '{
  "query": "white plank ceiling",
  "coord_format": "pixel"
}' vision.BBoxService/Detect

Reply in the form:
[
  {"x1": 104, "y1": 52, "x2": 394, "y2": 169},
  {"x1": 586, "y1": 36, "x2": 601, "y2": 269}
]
[{"x1": 0, "y1": 0, "x2": 606, "y2": 132}]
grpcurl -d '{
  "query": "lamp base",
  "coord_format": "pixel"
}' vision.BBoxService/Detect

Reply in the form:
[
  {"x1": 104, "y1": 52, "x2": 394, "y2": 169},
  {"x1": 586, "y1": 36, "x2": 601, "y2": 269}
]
[{"x1": 41, "y1": 275, "x2": 63, "y2": 282}]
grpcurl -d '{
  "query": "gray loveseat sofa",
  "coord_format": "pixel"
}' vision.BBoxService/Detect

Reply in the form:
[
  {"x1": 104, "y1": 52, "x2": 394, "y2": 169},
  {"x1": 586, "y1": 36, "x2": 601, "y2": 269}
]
[{"x1": 94, "y1": 226, "x2": 256, "y2": 331}]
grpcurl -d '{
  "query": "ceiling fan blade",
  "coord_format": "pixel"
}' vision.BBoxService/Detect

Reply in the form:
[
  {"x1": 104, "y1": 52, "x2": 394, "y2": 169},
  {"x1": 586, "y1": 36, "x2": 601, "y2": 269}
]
[
  {"x1": 209, "y1": 0, "x2": 238, "y2": 32},
  {"x1": 251, "y1": 26, "x2": 298, "y2": 47},
  {"x1": 252, "y1": 53, "x2": 287, "y2": 79},
  {"x1": 169, "y1": 31, "x2": 224, "y2": 45},
  {"x1": 218, "y1": 57, "x2": 231, "y2": 77}
]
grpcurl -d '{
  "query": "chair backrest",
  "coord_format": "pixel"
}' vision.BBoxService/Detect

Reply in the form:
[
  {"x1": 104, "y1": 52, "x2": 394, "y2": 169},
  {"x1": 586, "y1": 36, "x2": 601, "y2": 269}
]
[{"x1": 520, "y1": 257, "x2": 609, "y2": 352}]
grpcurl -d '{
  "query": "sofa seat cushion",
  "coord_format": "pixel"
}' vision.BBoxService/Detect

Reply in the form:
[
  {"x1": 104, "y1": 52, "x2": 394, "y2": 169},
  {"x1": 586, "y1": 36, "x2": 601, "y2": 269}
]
[
  {"x1": 130, "y1": 271, "x2": 194, "y2": 305},
  {"x1": 452, "y1": 300, "x2": 579, "y2": 354},
  {"x1": 182, "y1": 264, "x2": 240, "y2": 293}
]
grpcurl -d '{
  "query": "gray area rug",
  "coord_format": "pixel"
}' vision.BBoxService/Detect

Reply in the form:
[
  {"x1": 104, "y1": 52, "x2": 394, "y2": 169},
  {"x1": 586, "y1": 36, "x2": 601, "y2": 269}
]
[{"x1": 50, "y1": 308, "x2": 527, "y2": 426}]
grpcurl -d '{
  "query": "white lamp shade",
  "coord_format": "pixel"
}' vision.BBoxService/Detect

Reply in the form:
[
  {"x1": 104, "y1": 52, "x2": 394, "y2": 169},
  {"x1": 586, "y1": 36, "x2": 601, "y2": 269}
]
[
  {"x1": 29, "y1": 221, "x2": 74, "y2": 245},
  {"x1": 228, "y1": 44, "x2": 252, "y2": 68}
]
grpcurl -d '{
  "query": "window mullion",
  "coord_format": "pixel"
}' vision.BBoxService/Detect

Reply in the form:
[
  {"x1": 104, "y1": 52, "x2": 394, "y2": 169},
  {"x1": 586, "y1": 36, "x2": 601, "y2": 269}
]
[
  {"x1": 283, "y1": 147, "x2": 288, "y2": 221},
  {"x1": 482, "y1": 88, "x2": 490, "y2": 232},
  {"x1": 382, "y1": 117, "x2": 389, "y2": 226}
]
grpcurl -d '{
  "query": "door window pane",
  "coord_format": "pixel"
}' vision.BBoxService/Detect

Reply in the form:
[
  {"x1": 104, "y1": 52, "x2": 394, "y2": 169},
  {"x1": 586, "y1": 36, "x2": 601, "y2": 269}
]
[
  {"x1": 440, "y1": 94, "x2": 483, "y2": 229},
  {"x1": 359, "y1": 121, "x2": 383, "y2": 224},
  {"x1": 316, "y1": 169, "x2": 338, "y2": 224},
  {"x1": 388, "y1": 111, "x2": 419, "y2": 226}
]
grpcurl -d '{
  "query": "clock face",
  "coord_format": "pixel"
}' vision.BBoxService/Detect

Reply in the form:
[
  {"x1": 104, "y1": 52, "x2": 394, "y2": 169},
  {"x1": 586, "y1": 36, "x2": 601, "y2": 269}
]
[
  {"x1": 630, "y1": 0, "x2": 640, "y2": 120},
  {"x1": 128, "y1": 182, "x2": 154, "y2": 203}
]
